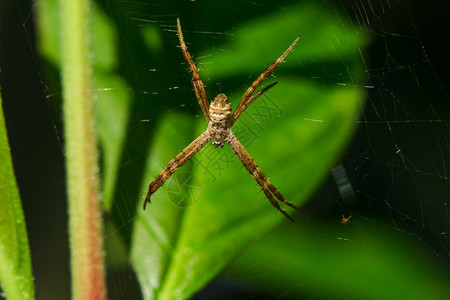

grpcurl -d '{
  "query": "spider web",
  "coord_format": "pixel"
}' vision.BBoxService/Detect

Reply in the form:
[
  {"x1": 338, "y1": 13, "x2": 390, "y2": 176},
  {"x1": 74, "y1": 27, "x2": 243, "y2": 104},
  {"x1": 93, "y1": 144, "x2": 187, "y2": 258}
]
[{"x1": 1, "y1": 0, "x2": 449, "y2": 299}]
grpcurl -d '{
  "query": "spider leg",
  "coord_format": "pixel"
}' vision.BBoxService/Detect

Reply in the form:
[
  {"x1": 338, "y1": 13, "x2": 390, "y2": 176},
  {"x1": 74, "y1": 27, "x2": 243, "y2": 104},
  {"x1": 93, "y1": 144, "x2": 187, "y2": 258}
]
[
  {"x1": 143, "y1": 130, "x2": 211, "y2": 210},
  {"x1": 227, "y1": 132, "x2": 300, "y2": 222},
  {"x1": 227, "y1": 82, "x2": 278, "y2": 127},
  {"x1": 177, "y1": 18, "x2": 210, "y2": 122},
  {"x1": 229, "y1": 36, "x2": 300, "y2": 126}
]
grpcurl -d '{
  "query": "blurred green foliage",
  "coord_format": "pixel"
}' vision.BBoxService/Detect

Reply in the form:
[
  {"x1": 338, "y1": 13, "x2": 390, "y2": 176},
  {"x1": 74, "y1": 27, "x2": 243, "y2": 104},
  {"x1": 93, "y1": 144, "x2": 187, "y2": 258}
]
[{"x1": 34, "y1": 0, "x2": 449, "y2": 299}]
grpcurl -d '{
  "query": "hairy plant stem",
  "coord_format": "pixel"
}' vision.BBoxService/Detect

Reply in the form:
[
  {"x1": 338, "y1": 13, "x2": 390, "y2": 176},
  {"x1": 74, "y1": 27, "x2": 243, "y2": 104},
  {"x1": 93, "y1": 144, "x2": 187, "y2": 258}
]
[{"x1": 60, "y1": 0, "x2": 106, "y2": 299}]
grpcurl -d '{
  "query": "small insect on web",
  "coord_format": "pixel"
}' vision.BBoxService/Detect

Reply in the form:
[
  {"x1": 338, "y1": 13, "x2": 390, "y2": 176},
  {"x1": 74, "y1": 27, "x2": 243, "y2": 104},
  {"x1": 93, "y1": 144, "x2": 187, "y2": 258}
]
[
  {"x1": 143, "y1": 18, "x2": 301, "y2": 221},
  {"x1": 341, "y1": 215, "x2": 352, "y2": 225}
]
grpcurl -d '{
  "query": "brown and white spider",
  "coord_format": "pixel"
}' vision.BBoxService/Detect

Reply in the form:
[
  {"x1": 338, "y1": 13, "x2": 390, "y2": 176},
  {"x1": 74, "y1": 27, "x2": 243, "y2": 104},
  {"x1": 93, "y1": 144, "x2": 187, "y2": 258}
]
[{"x1": 143, "y1": 18, "x2": 301, "y2": 221}]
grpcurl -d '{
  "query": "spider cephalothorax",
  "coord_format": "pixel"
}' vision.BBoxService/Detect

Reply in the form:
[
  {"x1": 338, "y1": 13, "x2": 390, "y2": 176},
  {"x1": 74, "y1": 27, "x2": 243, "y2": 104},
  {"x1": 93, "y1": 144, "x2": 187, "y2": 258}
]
[
  {"x1": 143, "y1": 18, "x2": 301, "y2": 221},
  {"x1": 208, "y1": 93, "x2": 232, "y2": 147}
]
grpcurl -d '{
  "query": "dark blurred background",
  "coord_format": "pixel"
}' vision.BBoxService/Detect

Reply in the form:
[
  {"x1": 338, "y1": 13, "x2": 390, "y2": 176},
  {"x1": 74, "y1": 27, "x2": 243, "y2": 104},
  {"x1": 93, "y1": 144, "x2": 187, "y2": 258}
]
[{"x1": 1, "y1": 0, "x2": 449, "y2": 299}]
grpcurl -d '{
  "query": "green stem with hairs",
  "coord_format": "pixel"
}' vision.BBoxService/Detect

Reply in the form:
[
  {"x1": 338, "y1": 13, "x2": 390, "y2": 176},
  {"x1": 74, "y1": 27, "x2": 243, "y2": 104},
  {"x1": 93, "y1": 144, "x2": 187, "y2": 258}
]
[{"x1": 60, "y1": 0, "x2": 106, "y2": 299}]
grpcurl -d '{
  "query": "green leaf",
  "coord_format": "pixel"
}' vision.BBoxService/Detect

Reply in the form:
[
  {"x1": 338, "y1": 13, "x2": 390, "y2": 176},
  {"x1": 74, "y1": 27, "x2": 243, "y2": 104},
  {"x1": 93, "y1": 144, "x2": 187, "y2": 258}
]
[
  {"x1": 130, "y1": 3, "x2": 368, "y2": 299},
  {"x1": 130, "y1": 112, "x2": 196, "y2": 299},
  {"x1": 92, "y1": 2, "x2": 133, "y2": 207},
  {"x1": 226, "y1": 220, "x2": 450, "y2": 299},
  {"x1": 0, "y1": 94, "x2": 34, "y2": 299}
]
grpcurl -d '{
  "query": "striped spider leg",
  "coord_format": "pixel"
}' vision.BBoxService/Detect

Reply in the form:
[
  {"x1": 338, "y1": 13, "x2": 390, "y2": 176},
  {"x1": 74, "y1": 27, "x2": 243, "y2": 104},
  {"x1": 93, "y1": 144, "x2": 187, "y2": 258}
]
[{"x1": 143, "y1": 18, "x2": 301, "y2": 221}]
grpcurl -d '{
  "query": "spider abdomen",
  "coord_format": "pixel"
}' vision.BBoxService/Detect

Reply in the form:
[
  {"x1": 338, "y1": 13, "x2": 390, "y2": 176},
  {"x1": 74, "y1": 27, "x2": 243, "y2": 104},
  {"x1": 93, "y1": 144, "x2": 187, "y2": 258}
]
[
  {"x1": 208, "y1": 93, "x2": 232, "y2": 147},
  {"x1": 209, "y1": 93, "x2": 231, "y2": 122}
]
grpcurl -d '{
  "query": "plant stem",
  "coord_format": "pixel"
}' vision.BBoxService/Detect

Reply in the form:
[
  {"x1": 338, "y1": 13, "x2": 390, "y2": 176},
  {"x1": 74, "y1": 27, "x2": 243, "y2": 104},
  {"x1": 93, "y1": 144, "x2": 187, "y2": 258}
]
[{"x1": 60, "y1": 0, "x2": 106, "y2": 299}]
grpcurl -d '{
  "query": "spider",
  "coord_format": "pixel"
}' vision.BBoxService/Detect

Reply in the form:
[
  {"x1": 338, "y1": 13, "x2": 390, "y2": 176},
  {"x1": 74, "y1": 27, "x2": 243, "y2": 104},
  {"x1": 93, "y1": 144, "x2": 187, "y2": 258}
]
[
  {"x1": 143, "y1": 18, "x2": 301, "y2": 221},
  {"x1": 341, "y1": 215, "x2": 352, "y2": 225}
]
